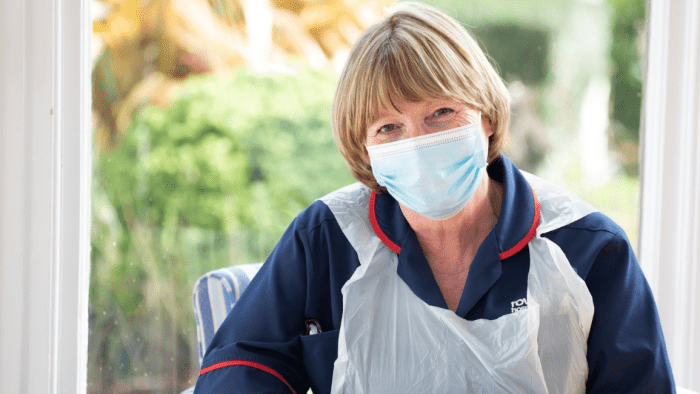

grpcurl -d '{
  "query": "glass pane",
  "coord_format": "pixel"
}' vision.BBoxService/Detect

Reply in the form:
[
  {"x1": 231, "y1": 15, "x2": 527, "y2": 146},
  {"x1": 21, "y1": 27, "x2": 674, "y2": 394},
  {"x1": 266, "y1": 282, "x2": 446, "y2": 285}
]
[
  {"x1": 88, "y1": 0, "x2": 645, "y2": 392},
  {"x1": 421, "y1": 0, "x2": 645, "y2": 249}
]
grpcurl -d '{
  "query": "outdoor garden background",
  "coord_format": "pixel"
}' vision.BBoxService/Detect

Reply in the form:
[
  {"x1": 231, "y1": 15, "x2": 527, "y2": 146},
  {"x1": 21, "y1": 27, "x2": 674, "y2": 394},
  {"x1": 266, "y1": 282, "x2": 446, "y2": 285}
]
[{"x1": 89, "y1": 0, "x2": 646, "y2": 392}]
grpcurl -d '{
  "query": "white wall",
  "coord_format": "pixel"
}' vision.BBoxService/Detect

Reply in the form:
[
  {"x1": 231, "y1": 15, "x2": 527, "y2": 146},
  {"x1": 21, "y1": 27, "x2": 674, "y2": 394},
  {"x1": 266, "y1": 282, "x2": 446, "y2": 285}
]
[{"x1": 0, "y1": 0, "x2": 91, "y2": 393}]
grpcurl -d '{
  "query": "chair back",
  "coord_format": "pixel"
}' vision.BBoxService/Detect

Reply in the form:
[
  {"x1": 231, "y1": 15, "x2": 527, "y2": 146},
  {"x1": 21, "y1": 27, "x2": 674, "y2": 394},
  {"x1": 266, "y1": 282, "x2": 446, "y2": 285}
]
[{"x1": 192, "y1": 262, "x2": 264, "y2": 365}]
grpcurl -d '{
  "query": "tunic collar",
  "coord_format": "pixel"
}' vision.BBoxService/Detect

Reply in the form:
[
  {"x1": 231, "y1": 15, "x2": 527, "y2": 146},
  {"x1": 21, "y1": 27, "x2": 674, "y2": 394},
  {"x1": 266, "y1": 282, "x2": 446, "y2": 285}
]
[{"x1": 368, "y1": 155, "x2": 539, "y2": 317}]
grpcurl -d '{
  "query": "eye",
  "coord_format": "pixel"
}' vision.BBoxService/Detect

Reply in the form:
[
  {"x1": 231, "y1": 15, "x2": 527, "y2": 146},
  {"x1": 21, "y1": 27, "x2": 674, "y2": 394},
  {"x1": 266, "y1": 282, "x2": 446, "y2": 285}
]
[
  {"x1": 432, "y1": 107, "x2": 454, "y2": 117},
  {"x1": 377, "y1": 123, "x2": 401, "y2": 135}
]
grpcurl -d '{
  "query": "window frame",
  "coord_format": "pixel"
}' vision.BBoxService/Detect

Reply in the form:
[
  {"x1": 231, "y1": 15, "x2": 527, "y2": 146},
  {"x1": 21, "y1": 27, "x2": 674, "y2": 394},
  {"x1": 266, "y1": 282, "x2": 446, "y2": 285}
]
[
  {"x1": 1, "y1": 0, "x2": 698, "y2": 392},
  {"x1": 0, "y1": 0, "x2": 91, "y2": 392},
  {"x1": 639, "y1": 0, "x2": 700, "y2": 390}
]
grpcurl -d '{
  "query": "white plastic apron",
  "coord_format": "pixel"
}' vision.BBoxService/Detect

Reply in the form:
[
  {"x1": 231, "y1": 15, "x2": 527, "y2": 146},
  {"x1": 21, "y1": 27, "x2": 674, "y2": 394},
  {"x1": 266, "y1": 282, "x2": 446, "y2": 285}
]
[{"x1": 320, "y1": 172, "x2": 597, "y2": 394}]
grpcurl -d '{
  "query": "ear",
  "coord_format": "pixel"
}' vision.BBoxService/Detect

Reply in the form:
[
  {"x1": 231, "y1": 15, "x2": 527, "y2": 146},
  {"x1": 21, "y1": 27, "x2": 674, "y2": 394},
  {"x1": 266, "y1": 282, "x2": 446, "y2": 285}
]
[{"x1": 482, "y1": 116, "x2": 494, "y2": 138}]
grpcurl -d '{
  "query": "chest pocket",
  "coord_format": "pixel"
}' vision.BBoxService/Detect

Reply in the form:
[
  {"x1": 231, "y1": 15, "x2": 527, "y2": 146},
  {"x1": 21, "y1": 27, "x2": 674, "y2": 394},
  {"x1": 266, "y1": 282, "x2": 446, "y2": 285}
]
[{"x1": 301, "y1": 329, "x2": 339, "y2": 394}]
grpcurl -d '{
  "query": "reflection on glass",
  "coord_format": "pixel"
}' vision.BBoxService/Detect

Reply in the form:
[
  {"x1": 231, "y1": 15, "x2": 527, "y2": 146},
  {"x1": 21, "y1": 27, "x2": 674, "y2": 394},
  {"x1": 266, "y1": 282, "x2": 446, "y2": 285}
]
[{"x1": 89, "y1": 0, "x2": 645, "y2": 392}]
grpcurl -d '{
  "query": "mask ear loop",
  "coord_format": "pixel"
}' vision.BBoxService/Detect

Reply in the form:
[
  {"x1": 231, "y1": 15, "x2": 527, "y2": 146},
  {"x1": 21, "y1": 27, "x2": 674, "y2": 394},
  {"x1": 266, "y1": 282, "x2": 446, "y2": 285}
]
[{"x1": 477, "y1": 112, "x2": 490, "y2": 157}]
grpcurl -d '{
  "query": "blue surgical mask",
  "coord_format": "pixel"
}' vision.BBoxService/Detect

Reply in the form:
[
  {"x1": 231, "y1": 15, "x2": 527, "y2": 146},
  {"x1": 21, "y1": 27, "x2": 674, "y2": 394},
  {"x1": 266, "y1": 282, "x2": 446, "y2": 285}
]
[{"x1": 366, "y1": 120, "x2": 487, "y2": 220}]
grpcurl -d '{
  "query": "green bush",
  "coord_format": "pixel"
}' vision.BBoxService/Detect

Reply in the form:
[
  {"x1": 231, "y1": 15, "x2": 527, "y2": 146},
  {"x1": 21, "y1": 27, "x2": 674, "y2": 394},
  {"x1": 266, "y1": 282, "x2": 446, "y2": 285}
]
[{"x1": 89, "y1": 64, "x2": 355, "y2": 393}]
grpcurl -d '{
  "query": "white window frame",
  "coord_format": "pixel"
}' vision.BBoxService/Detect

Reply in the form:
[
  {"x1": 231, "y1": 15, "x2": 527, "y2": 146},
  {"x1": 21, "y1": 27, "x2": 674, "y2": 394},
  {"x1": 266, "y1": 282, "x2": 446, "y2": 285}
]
[
  {"x1": 639, "y1": 0, "x2": 700, "y2": 391},
  {"x1": 0, "y1": 0, "x2": 91, "y2": 393},
  {"x1": 1, "y1": 0, "x2": 698, "y2": 392}
]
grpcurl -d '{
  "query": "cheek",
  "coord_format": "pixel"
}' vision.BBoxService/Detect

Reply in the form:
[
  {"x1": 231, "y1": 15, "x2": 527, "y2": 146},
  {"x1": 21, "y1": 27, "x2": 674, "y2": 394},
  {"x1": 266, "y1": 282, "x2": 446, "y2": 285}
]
[
  {"x1": 451, "y1": 111, "x2": 478, "y2": 128},
  {"x1": 465, "y1": 111, "x2": 481, "y2": 125}
]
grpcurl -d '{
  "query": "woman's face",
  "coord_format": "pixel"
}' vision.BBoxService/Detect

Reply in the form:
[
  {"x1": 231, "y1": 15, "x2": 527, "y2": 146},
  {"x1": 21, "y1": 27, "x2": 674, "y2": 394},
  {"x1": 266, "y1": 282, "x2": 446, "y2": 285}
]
[{"x1": 365, "y1": 98, "x2": 492, "y2": 146}]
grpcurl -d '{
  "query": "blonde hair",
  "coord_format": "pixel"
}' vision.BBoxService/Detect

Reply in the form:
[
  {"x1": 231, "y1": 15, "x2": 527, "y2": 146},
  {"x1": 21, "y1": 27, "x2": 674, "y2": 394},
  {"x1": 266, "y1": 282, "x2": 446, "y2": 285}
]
[{"x1": 332, "y1": 2, "x2": 510, "y2": 193}]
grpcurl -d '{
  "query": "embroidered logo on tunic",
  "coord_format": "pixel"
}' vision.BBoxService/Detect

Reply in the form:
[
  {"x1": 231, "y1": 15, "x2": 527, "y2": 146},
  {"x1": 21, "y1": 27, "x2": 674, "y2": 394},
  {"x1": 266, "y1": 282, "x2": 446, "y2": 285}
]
[{"x1": 511, "y1": 298, "x2": 528, "y2": 313}]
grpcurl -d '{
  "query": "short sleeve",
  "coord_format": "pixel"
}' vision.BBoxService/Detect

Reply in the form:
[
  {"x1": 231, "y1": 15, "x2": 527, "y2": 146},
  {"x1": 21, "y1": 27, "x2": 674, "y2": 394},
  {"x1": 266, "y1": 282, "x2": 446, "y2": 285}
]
[{"x1": 584, "y1": 233, "x2": 675, "y2": 393}]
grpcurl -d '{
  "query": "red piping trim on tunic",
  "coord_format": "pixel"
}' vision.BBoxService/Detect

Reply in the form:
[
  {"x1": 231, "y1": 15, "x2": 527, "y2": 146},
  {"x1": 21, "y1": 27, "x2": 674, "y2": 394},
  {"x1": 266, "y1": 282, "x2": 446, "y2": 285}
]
[
  {"x1": 499, "y1": 186, "x2": 540, "y2": 260},
  {"x1": 199, "y1": 360, "x2": 297, "y2": 394},
  {"x1": 369, "y1": 187, "x2": 541, "y2": 261},
  {"x1": 369, "y1": 191, "x2": 402, "y2": 254}
]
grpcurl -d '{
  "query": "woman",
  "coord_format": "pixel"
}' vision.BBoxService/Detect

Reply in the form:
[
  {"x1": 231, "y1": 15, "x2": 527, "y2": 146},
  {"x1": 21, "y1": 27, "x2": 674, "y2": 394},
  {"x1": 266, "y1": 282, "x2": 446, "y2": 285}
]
[{"x1": 194, "y1": 3, "x2": 674, "y2": 393}]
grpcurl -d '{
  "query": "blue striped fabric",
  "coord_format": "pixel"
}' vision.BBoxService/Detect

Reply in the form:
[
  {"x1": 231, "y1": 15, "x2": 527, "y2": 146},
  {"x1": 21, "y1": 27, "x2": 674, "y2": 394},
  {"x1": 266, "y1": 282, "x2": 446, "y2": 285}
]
[{"x1": 192, "y1": 262, "x2": 264, "y2": 365}]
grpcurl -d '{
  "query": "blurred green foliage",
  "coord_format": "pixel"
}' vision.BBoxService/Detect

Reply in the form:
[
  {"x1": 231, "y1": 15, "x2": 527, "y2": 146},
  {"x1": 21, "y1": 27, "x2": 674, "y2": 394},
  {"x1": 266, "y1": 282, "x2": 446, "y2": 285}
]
[
  {"x1": 89, "y1": 64, "x2": 354, "y2": 392},
  {"x1": 473, "y1": 24, "x2": 550, "y2": 85},
  {"x1": 609, "y1": 0, "x2": 645, "y2": 141},
  {"x1": 608, "y1": 0, "x2": 645, "y2": 176},
  {"x1": 100, "y1": 65, "x2": 352, "y2": 242}
]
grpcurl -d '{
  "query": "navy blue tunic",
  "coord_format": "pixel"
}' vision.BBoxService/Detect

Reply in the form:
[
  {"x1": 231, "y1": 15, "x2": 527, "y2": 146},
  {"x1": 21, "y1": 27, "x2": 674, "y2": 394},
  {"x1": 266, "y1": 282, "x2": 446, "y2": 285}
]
[{"x1": 194, "y1": 155, "x2": 675, "y2": 393}]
